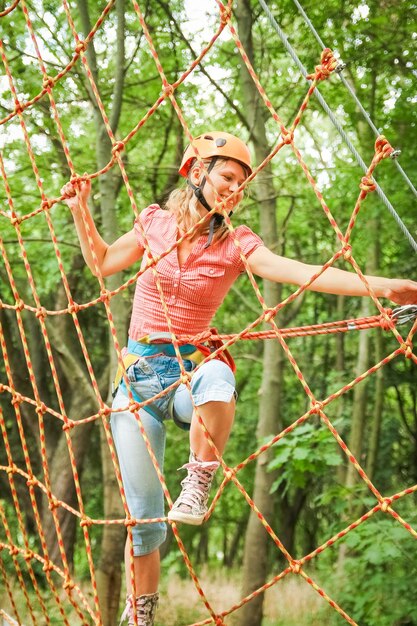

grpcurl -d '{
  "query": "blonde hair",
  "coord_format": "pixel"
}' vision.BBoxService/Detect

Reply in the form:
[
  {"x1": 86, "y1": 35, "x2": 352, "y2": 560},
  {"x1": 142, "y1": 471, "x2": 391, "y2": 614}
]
[{"x1": 164, "y1": 158, "x2": 244, "y2": 245}]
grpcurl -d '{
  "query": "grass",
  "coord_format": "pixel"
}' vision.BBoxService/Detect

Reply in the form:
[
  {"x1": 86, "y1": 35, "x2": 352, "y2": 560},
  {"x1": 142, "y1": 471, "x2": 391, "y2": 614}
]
[
  {"x1": 1, "y1": 568, "x2": 336, "y2": 625},
  {"x1": 156, "y1": 568, "x2": 335, "y2": 626}
]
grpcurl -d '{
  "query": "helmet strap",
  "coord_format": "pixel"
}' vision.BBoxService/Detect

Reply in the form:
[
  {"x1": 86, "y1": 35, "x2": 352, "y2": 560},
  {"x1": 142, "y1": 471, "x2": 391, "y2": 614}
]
[
  {"x1": 187, "y1": 157, "x2": 232, "y2": 248},
  {"x1": 188, "y1": 157, "x2": 217, "y2": 213}
]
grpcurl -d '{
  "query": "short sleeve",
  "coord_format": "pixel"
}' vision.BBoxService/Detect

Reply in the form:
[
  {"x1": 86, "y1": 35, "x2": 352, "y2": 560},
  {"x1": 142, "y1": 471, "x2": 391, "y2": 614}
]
[
  {"x1": 232, "y1": 225, "x2": 264, "y2": 272},
  {"x1": 133, "y1": 204, "x2": 161, "y2": 248}
]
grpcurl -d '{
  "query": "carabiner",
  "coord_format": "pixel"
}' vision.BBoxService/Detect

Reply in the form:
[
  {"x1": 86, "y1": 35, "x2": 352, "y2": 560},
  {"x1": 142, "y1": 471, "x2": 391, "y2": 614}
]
[{"x1": 391, "y1": 305, "x2": 417, "y2": 326}]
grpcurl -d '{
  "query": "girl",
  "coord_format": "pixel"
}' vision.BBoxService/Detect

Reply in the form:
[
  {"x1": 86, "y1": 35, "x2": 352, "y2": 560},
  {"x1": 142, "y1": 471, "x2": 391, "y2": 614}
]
[{"x1": 62, "y1": 131, "x2": 417, "y2": 626}]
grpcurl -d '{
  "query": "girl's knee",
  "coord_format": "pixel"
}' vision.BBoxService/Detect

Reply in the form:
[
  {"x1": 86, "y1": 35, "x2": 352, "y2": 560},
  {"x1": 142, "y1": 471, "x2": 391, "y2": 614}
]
[
  {"x1": 192, "y1": 360, "x2": 235, "y2": 387},
  {"x1": 172, "y1": 360, "x2": 236, "y2": 428},
  {"x1": 191, "y1": 360, "x2": 236, "y2": 405}
]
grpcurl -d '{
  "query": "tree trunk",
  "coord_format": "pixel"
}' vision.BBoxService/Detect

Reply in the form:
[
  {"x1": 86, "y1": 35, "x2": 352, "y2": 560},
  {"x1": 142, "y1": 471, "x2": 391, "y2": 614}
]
[
  {"x1": 365, "y1": 215, "x2": 383, "y2": 482},
  {"x1": 41, "y1": 324, "x2": 100, "y2": 568},
  {"x1": 95, "y1": 421, "x2": 125, "y2": 626},
  {"x1": 223, "y1": 517, "x2": 247, "y2": 568},
  {"x1": 74, "y1": 1, "x2": 130, "y2": 621},
  {"x1": 236, "y1": 2, "x2": 285, "y2": 624},
  {"x1": 337, "y1": 220, "x2": 378, "y2": 569},
  {"x1": 365, "y1": 330, "x2": 384, "y2": 481}
]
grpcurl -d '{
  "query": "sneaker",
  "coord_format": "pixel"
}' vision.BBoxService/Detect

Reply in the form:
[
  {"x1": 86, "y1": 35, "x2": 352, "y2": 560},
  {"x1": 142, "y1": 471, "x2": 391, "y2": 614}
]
[
  {"x1": 168, "y1": 457, "x2": 220, "y2": 525},
  {"x1": 119, "y1": 593, "x2": 159, "y2": 626}
]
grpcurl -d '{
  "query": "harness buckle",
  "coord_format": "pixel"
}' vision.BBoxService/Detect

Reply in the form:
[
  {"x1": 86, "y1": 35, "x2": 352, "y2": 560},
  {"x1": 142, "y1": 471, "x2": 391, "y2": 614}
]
[{"x1": 391, "y1": 305, "x2": 417, "y2": 326}]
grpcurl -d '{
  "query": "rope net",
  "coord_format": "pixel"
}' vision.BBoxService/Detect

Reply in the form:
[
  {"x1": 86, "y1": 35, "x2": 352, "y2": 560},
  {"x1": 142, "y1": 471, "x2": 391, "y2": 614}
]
[{"x1": 0, "y1": 1, "x2": 416, "y2": 625}]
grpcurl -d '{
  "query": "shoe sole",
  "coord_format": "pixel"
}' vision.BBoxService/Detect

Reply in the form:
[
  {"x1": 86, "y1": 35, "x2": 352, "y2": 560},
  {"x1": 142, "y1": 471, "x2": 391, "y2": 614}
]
[{"x1": 167, "y1": 510, "x2": 205, "y2": 525}]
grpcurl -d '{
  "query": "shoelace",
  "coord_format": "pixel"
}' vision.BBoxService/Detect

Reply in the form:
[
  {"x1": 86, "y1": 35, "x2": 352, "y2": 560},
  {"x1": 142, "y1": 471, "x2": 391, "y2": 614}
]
[{"x1": 177, "y1": 461, "x2": 219, "y2": 508}]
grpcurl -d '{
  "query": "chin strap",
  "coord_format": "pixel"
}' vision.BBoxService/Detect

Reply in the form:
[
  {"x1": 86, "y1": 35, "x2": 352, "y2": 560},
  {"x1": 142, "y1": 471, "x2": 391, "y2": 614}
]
[
  {"x1": 188, "y1": 157, "x2": 229, "y2": 248},
  {"x1": 204, "y1": 213, "x2": 225, "y2": 249}
]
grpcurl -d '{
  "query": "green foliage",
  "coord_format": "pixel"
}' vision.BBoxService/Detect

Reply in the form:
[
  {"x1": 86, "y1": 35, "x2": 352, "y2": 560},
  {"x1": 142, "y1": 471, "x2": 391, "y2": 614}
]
[
  {"x1": 267, "y1": 420, "x2": 343, "y2": 494},
  {"x1": 330, "y1": 517, "x2": 417, "y2": 626}
]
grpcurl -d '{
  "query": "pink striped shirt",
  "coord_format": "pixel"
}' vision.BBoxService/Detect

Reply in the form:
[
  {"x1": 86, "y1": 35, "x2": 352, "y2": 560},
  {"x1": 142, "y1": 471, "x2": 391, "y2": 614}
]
[{"x1": 128, "y1": 205, "x2": 264, "y2": 339}]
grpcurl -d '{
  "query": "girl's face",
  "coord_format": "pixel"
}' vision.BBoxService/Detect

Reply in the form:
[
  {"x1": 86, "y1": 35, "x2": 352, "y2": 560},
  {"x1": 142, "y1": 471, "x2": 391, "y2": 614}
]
[{"x1": 190, "y1": 159, "x2": 248, "y2": 215}]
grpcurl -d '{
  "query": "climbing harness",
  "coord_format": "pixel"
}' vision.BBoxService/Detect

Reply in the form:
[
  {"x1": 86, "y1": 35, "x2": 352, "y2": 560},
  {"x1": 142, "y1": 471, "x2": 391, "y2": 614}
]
[{"x1": 112, "y1": 330, "x2": 236, "y2": 427}]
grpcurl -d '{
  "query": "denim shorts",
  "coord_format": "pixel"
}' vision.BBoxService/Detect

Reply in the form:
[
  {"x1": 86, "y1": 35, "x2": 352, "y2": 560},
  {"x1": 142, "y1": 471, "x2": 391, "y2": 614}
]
[{"x1": 110, "y1": 338, "x2": 236, "y2": 555}]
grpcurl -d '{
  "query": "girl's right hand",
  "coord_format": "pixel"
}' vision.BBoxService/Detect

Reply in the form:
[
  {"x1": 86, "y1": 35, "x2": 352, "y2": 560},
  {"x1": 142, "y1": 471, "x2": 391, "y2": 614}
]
[{"x1": 61, "y1": 177, "x2": 91, "y2": 213}]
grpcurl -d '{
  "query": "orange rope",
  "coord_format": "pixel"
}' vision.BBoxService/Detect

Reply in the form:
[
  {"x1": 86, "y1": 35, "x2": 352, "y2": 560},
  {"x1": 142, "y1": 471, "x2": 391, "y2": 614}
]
[{"x1": 0, "y1": 2, "x2": 416, "y2": 625}]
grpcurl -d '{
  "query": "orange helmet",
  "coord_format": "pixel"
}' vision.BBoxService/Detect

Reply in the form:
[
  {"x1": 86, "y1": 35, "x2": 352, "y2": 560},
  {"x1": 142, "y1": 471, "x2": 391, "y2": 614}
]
[{"x1": 179, "y1": 131, "x2": 252, "y2": 177}]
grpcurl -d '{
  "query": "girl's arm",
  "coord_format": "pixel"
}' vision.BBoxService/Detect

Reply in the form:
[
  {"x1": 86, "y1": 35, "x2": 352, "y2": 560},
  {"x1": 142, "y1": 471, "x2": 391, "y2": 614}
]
[
  {"x1": 61, "y1": 179, "x2": 144, "y2": 277},
  {"x1": 248, "y1": 246, "x2": 417, "y2": 305}
]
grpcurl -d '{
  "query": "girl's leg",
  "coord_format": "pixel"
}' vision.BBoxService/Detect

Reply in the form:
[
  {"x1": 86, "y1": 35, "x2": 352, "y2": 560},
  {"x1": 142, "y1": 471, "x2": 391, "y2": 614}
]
[
  {"x1": 189, "y1": 397, "x2": 235, "y2": 461},
  {"x1": 173, "y1": 359, "x2": 236, "y2": 458},
  {"x1": 124, "y1": 543, "x2": 160, "y2": 596},
  {"x1": 168, "y1": 360, "x2": 236, "y2": 524},
  {"x1": 111, "y1": 390, "x2": 166, "y2": 597}
]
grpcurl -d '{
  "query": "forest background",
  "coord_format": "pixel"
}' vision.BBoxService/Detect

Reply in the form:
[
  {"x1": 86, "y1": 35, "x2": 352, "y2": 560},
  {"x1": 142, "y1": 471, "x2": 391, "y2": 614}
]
[{"x1": 1, "y1": 0, "x2": 417, "y2": 625}]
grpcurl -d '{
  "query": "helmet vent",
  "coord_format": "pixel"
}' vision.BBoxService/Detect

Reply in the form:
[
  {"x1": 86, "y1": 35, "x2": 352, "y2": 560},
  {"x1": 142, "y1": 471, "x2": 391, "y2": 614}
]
[{"x1": 204, "y1": 134, "x2": 214, "y2": 140}]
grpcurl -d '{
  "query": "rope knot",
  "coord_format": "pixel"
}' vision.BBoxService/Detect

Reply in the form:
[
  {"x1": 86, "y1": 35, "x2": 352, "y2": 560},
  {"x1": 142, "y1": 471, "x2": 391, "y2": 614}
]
[
  {"x1": 98, "y1": 406, "x2": 111, "y2": 418},
  {"x1": 62, "y1": 420, "x2": 75, "y2": 431},
  {"x1": 69, "y1": 174, "x2": 88, "y2": 189},
  {"x1": 290, "y1": 559, "x2": 302, "y2": 574},
  {"x1": 343, "y1": 245, "x2": 353, "y2": 260},
  {"x1": 75, "y1": 40, "x2": 87, "y2": 54},
  {"x1": 180, "y1": 372, "x2": 191, "y2": 384},
  {"x1": 6, "y1": 463, "x2": 17, "y2": 476},
  {"x1": 162, "y1": 83, "x2": 174, "y2": 97},
  {"x1": 23, "y1": 550, "x2": 34, "y2": 561},
  {"x1": 15, "y1": 299, "x2": 25, "y2": 311},
  {"x1": 263, "y1": 308, "x2": 276, "y2": 323},
  {"x1": 42, "y1": 75, "x2": 55, "y2": 91},
  {"x1": 359, "y1": 176, "x2": 376, "y2": 192},
  {"x1": 281, "y1": 129, "x2": 294, "y2": 145},
  {"x1": 215, "y1": 618, "x2": 227, "y2": 625},
  {"x1": 36, "y1": 402, "x2": 47, "y2": 416},
  {"x1": 124, "y1": 517, "x2": 137, "y2": 527},
  {"x1": 43, "y1": 560, "x2": 54, "y2": 572},
  {"x1": 11, "y1": 392, "x2": 23, "y2": 406},
  {"x1": 63, "y1": 576, "x2": 75, "y2": 591},
  {"x1": 80, "y1": 517, "x2": 93, "y2": 528},
  {"x1": 219, "y1": 5, "x2": 232, "y2": 24},
  {"x1": 35, "y1": 307, "x2": 47, "y2": 320},
  {"x1": 10, "y1": 215, "x2": 21, "y2": 226},
  {"x1": 223, "y1": 466, "x2": 235, "y2": 481},
  {"x1": 380, "y1": 498, "x2": 392, "y2": 512},
  {"x1": 307, "y1": 48, "x2": 337, "y2": 81},
  {"x1": 68, "y1": 301, "x2": 80, "y2": 314},
  {"x1": 41, "y1": 198, "x2": 53, "y2": 210},
  {"x1": 129, "y1": 401, "x2": 141, "y2": 413},
  {"x1": 379, "y1": 312, "x2": 394, "y2": 331},
  {"x1": 14, "y1": 103, "x2": 23, "y2": 115},
  {"x1": 310, "y1": 401, "x2": 323, "y2": 414},
  {"x1": 48, "y1": 497, "x2": 60, "y2": 511},
  {"x1": 375, "y1": 135, "x2": 394, "y2": 160},
  {"x1": 26, "y1": 476, "x2": 37, "y2": 487},
  {"x1": 401, "y1": 342, "x2": 413, "y2": 359},
  {"x1": 112, "y1": 141, "x2": 125, "y2": 155},
  {"x1": 100, "y1": 288, "x2": 110, "y2": 303}
]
